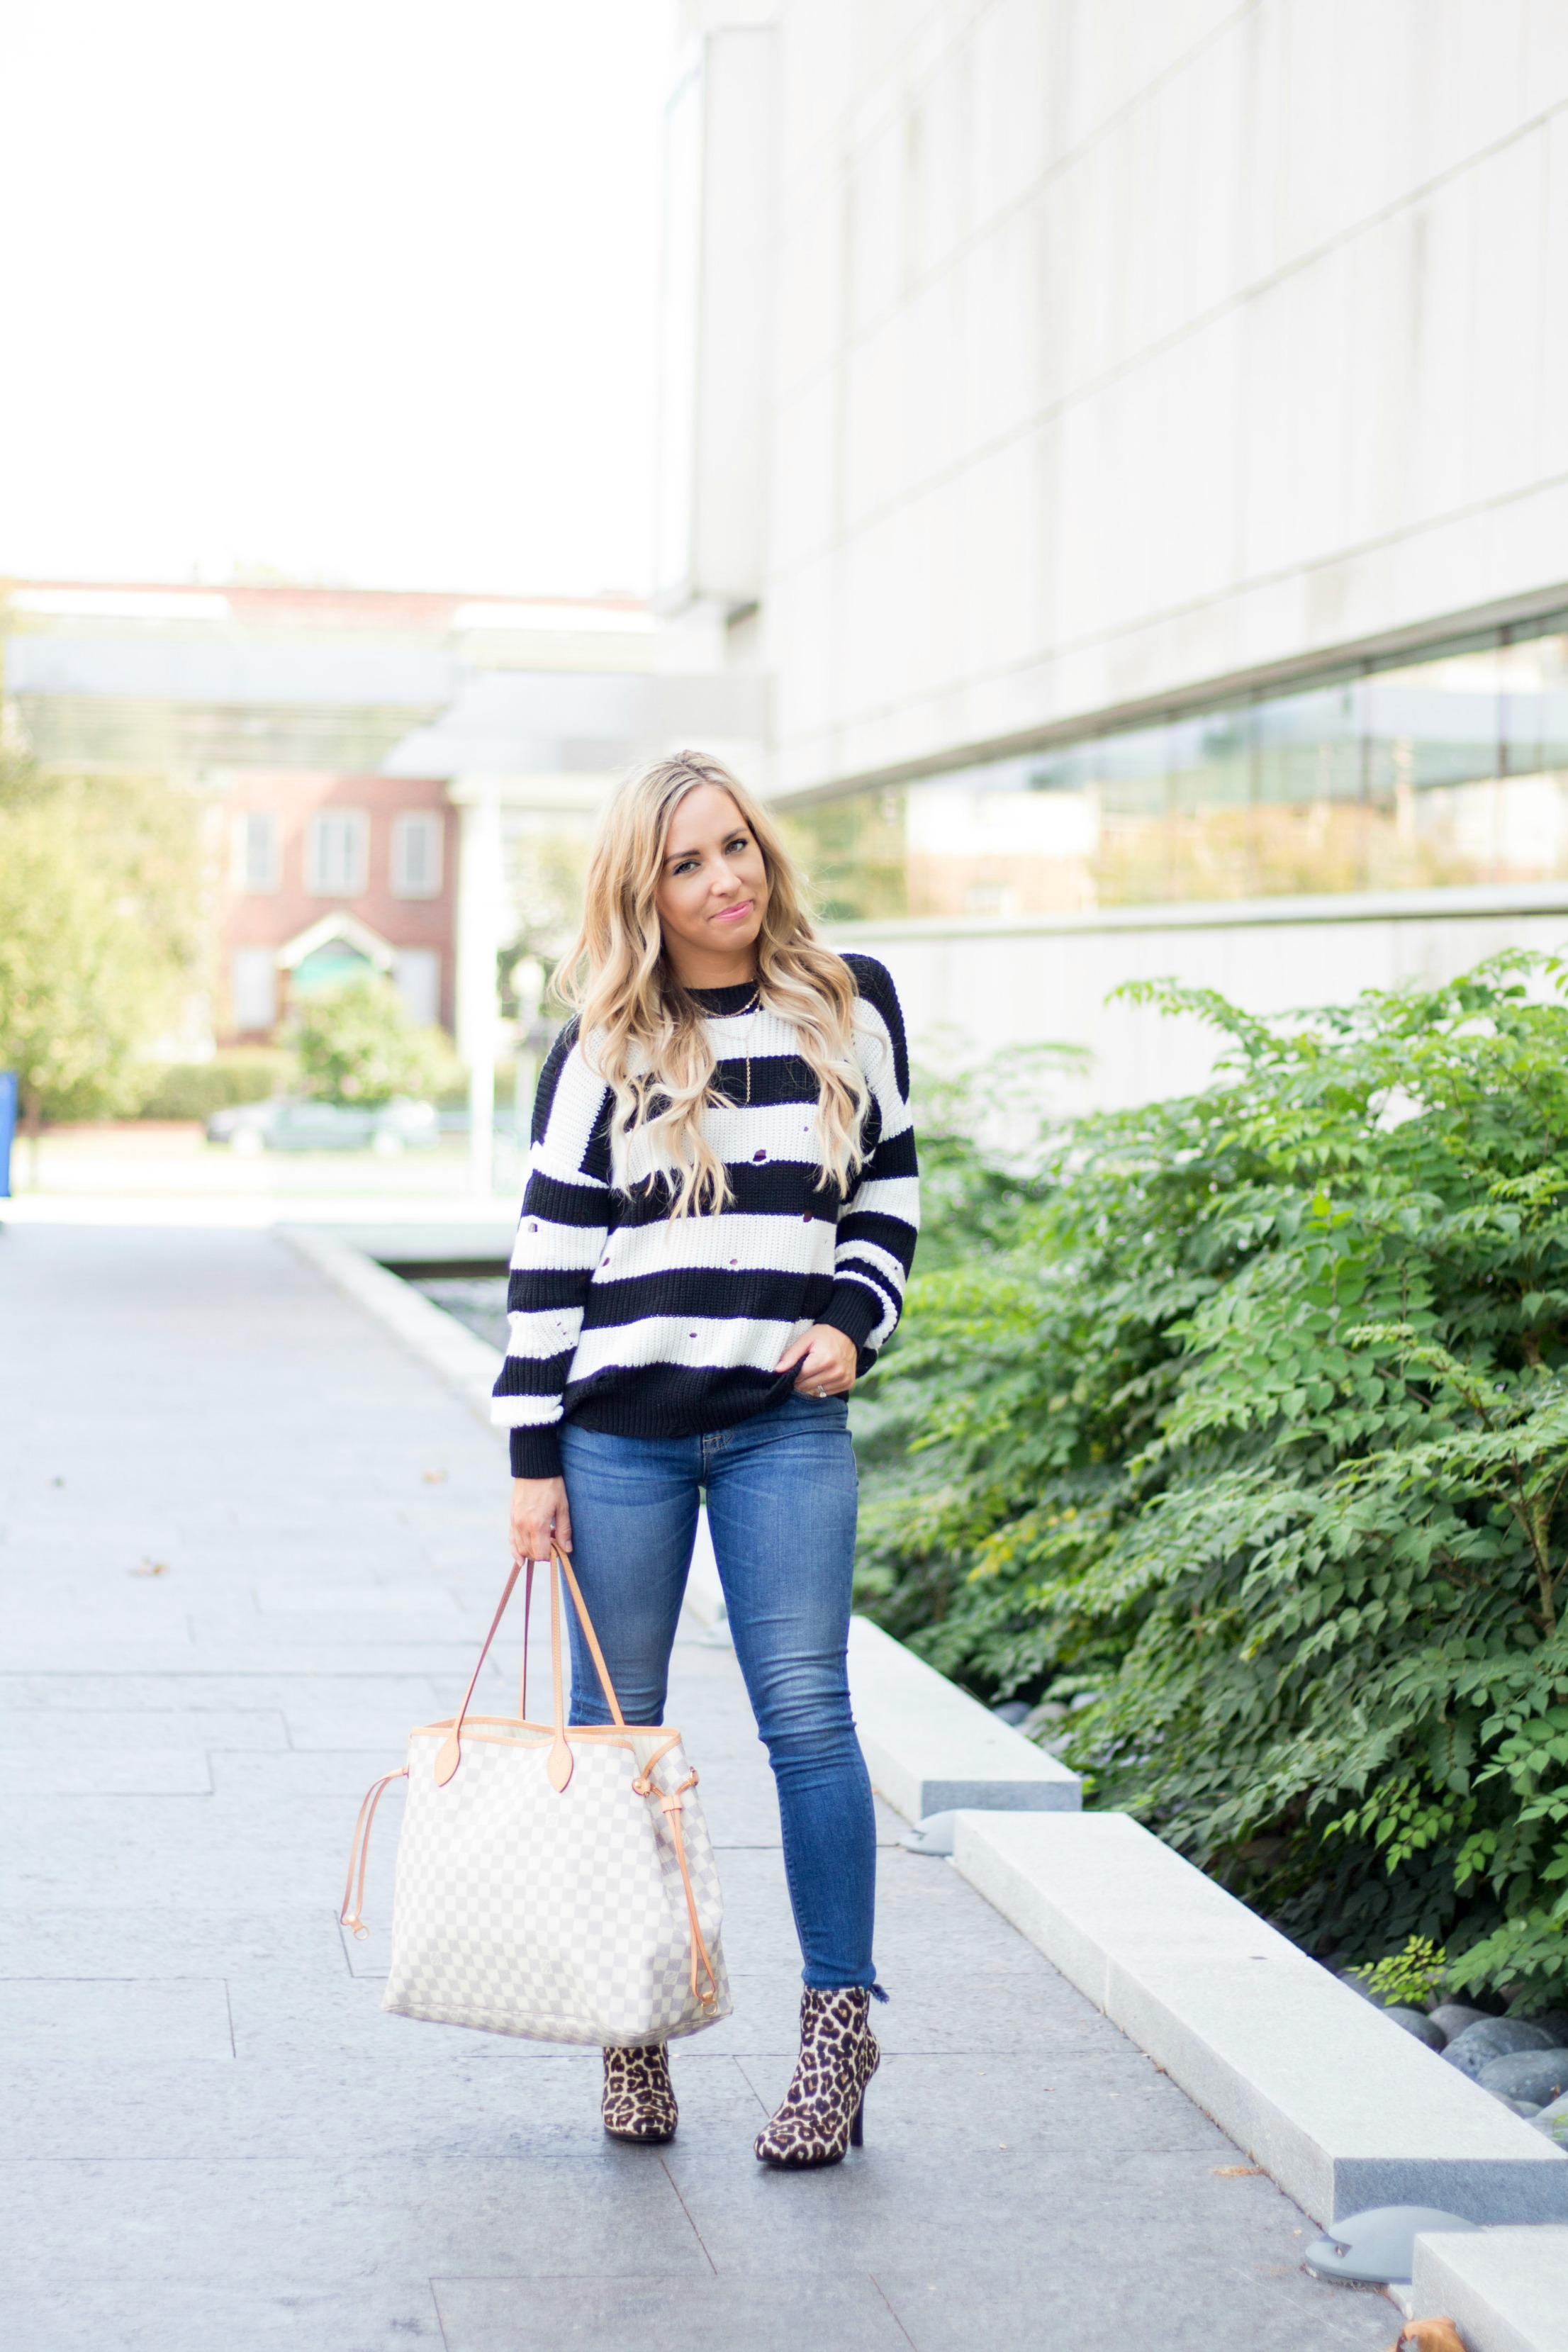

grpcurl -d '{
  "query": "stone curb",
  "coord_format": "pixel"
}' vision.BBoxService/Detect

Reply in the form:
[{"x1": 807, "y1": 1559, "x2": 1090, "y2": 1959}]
[
  {"x1": 1409, "y1": 2224, "x2": 1568, "y2": 2352},
  {"x1": 951, "y1": 1811, "x2": 1568, "y2": 2228},
  {"x1": 281, "y1": 1225, "x2": 503, "y2": 1421},
  {"x1": 279, "y1": 1224, "x2": 733, "y2": 1631},
  {"x1": 847, "y1": 1616, "x2": 1082, "y2": 1818}
]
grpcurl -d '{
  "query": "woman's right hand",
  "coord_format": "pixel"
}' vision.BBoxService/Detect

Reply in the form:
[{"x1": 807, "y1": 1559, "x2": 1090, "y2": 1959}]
[{"x1": 510, "y1": 1476, "x2": 572, "y2": 1565}]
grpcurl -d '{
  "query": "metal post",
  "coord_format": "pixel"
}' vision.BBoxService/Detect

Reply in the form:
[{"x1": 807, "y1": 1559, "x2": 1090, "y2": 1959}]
[
  {"x1": 511, "y1": 956, "x2": 545, "y2": 1150},
  {"x1": 455, "y1": 777, "x2": 503, "y2": 1199},
  {"x1": 0, "y1": 1072, "x2": 16, "y2": 1201}
]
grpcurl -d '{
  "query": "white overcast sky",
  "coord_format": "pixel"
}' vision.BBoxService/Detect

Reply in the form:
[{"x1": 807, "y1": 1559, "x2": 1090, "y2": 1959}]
[{"x1": 0, "y1": 0, "x2": 678, "y2": 595}]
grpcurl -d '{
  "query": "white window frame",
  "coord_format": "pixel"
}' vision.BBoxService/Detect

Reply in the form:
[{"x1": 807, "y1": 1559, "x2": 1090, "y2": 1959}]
[
  {"x1": 390, "y1": 810, "x2": 444, "y2": 900},
  {"x1": 233, "y1": 810, "x2": 281, "y2": 894},
  {"x1": 305, "y1": 808, "x2": 370, "y2": 897}
]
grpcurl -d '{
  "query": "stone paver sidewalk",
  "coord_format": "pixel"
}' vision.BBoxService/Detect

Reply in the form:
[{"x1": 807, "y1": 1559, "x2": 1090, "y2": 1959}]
[{"x1": 0, "y1": 1226, "x2": 1394, "y2": 2350}]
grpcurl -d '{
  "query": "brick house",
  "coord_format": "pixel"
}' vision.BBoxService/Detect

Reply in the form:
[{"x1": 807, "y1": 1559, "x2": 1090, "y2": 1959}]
[
  {"x1": 2, "y1": 579, "x2": 764, "y2": 1121},
  {"x1": 220, "y1": 770, "x2": 457, "y2": 1040}
]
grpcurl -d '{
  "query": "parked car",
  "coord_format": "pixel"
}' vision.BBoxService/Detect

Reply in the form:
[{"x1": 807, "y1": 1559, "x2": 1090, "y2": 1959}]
[{"x1": 205, "y1": 1096, "x2": 440, "y2": 1157}]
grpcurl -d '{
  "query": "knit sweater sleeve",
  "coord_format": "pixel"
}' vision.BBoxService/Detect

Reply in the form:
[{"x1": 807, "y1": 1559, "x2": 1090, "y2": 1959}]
[
  {"x1": 818, "y1": 954, "x2": 920, "y2": 1370},
  {"x1": 491, "y1": 1020, "x2": 612, "y2": 1479}
]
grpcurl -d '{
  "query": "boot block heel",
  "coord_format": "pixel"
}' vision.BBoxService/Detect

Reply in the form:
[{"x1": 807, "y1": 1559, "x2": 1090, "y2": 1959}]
[
  {"x1": 850, "y1": 2095, "x2": 864, "y2": 2149},
  {"x1": 753, "y1": 1988, "x2": 880, "y2": 2166},
  {"x1": 601, "y1": 2044, "x2": 677, "y2": 2143}
]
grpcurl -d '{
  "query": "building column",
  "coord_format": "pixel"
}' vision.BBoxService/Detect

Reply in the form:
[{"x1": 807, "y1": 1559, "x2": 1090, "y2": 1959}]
[{"x1": 452, "y1": 775, "x2": 503, "y2": 1197}]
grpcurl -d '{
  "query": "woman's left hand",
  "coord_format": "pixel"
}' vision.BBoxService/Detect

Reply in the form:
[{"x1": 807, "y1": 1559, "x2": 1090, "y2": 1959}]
[{"x1": 775, "y1": 1323, "x2": 858, "y2": 1398}]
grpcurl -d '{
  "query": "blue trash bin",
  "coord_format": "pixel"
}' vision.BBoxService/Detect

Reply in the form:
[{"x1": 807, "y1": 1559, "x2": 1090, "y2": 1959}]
[{"x1": 0, "y1": 1073, "x2": 16, "y2": 1200}]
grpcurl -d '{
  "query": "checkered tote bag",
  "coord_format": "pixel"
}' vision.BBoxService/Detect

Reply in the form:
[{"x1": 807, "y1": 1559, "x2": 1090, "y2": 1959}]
[{"x1": 340, "y1": 1543, "x2": 731, "y2": 2045}]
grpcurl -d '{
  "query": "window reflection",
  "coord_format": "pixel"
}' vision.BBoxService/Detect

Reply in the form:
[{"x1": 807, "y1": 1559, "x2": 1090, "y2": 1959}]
[{"x1": 780, "y1": 614, "x2": 1568, "y2": 917}]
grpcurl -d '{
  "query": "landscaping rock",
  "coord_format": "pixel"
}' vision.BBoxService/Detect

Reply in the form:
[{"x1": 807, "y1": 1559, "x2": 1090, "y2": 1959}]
[
  {"x1": 1517, "y1": 2007, "x2": 1568, "y2": 2045},
  {"x1": 1382, "y1": 2004, "x2": 1445, "y2": 2049},
  {"x1": 1428, "y1": 2003, "x2": 1493, "y2": 2044},
  {"x1": 1530, "y1": 2093, "x2": 1568, "y2": 2144},
  {"x1": 1488, "y1": 2093, "x2": 1542, "y2": 2119},
  {"x1": 1478, "y1": 2049, "x2": 1568, "y2": 2106},
  {"x1": 1441, "y1": 2017, "x2": 1552, "y2": 2077}
]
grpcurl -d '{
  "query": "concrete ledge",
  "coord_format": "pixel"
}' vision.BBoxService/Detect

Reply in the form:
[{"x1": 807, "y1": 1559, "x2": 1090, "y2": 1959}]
[
  {"x1": 953, "y1": 1810, "x2": 1568, "y2": 2227},
  {"x1": 281, "y1": 1225, "x2": 504, "y2": 1424},
  {"x1": 314, "y1": 1220, "x2": 515, "y2": 1265},
  {"x1": 1411, "y1": 2225, "x2": 1568, "y2": 2352},
  {"x1": 284, "y1": 1225, "x2": 729, "y2": 1637},
  {"x1": 846, "y1": 1616, "x2": 1081, "y2": 1818}
]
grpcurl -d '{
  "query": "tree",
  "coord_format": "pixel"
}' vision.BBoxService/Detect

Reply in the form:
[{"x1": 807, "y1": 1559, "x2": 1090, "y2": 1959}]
[
  {"x1": 858, "y1": 958, "x2": 1568, "y2": 2007},
  {"x1": 291, "y1": 974, "x2": 459, "y2": 1107},
  {"x1": 0, "y1": 756, "x2": 203, "y2": 1138}
]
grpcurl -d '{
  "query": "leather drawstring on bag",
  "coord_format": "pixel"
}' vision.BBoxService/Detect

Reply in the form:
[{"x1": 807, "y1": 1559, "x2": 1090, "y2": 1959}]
[
  {"x1": 659, "y1": 1770, "x2": 719, "y2": 2006},
  {"x1": 340, "y1": 1768, "x2": 408, "y2": 1938}
]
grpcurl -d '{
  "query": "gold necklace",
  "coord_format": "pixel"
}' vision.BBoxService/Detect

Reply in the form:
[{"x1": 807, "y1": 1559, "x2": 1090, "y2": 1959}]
[{"x1": 739, "y1": 989, "x2": 762, "y2": 1104}]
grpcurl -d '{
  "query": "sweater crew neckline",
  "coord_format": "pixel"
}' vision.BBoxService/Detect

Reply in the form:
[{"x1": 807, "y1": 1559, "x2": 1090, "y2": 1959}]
[{"x1": 687, "y1": 980, "x2": 762, "y2": 1015}]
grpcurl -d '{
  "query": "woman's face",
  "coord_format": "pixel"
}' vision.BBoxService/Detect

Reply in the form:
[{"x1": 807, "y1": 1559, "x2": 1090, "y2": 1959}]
[{"x1": 654, "y1": 785, "x2": 771, "y2": 983}]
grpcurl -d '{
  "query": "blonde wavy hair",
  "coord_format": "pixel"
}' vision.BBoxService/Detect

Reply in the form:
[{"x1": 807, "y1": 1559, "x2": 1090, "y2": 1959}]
[{"x1": 554, "y1": 750, "x2": 870, "y2": 1214}]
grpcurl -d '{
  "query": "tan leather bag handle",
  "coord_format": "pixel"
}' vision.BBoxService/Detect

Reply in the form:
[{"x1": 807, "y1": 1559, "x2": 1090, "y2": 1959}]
[
  {"x1": 343, "y1": 1553, "x2": 717, "y2": 1997},
  {"x1": 435, "y1": 1542, "x2": 625, "y2": 1789}
]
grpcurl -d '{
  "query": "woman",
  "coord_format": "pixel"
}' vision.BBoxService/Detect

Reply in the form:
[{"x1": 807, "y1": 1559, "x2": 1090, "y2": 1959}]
[{"x1": 493, "y1": 749, "x2": 919, "y2": 2168}]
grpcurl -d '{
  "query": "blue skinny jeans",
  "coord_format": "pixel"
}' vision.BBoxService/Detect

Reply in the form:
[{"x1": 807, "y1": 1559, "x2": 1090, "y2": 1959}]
[{"x1": 557, "y1": 1392, "x2": 876, "y2": 1992}]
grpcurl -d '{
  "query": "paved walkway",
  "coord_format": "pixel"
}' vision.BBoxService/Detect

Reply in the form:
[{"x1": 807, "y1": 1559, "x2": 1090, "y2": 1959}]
[{"x1": 0, "y1": 1226, "x2": 1394, "y2": 2351}]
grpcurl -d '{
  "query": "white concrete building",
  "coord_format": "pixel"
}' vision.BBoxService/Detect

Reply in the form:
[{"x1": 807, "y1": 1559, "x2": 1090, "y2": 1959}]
[{"x1": 663, "y1": 1, "x2": 1568, "y2": 1099}]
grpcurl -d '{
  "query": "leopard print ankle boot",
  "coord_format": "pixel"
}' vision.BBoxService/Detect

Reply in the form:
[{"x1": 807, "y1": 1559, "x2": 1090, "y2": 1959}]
[
  {"x1": 601, "y1": 2043, "x2": 677, "y2": 2144},
  {"x1": 753, "y1": 1987, "x2": 880, "y2": 2168}
]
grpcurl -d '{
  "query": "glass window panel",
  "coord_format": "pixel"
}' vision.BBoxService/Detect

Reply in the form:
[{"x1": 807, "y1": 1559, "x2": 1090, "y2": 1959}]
[
  {"x1": 1070, "y1": 722, "x2": 1170, "y2": 819},
  {"x1": 306, "y1": 809, "x2": 369, "y2": 897},
  {"x1": 771, "y1": 610, "x2": 1568, "y2": 919},
  {"x1": 1500, "y1": 627, "x2": 1568, "y2": 774},
  {"x1": 391, "y1": 810, "x2": 443, "y2": 899},
  {"x1": 233, "y1": 810, "x2": 280, "y2": 893},
  {"x1": 1252, "y1": 680, "x2": 1362, "y2": 805},
  {"x1": 778, "y1": 790, "x2": 910, "y2": 923},
  {"x1": 1167, "y1": 706, "x2": 1251, "y2": 812},
  {"x1": 903, "y1": 780, "x2": 1097, "y2": 916},
  {"x1": 1362, "y1": 640, "x2": 1501, "y2": 794}
]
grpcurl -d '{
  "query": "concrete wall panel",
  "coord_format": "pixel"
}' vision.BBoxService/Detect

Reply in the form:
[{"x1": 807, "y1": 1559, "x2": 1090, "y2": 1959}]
[
  {"x1": 702, "y1": 0, "x2": 1568, "y2": 795},
  {"x1": 829, "y1": 890, "x2": 1568, "y2": 1111}
]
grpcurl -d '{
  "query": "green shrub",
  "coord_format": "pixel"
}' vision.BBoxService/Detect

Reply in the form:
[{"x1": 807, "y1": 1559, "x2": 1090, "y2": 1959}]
[
  {"x1": 1350, "y1": 1934, "x2": 1447, "y2": 2009},
  {"x1": 858, "y1": 956, "x2": 1568, "y2": 2007},
  {"x1": 292, "y1": 975, "x2": 461, "y2": 1107},
  {"x1": 0, "y1": 759, "x2": 203, "y2": 1124},
  {"x1": 133, "y1": 1050, "x2": 292, "y2": 1120}
]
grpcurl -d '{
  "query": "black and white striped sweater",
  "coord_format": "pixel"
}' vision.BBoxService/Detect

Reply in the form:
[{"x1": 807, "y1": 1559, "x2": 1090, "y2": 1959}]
[{"x1": 491, "y1": 954, "x2": 919, "y2": 1477}]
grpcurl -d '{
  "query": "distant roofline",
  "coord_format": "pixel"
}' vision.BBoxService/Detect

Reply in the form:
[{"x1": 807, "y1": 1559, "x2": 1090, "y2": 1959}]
[{"x1": 1, "y1": 577, "x2": 650, "y2": 622}]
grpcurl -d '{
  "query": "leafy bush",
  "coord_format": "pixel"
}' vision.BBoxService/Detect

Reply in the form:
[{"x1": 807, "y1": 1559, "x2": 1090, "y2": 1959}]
[
  {"x1": 291, "y1": 975, "x2": 460, "y2": 1108},
  {"x1": 851, "y1": 1044, "x2": 1070, "y2": 1635},
  {"x1": 858, "y1": 957, "x2": 1568, "y2": 2007},
  {"x1": 0, "y1": 758, "x2": 203, "y2": 1124},
  {"x1": 903, "y1": 1045, "x2": 1076, "y2": 1270},
  {"x1": 133, "y1": 1050, "x2": 291, "y2": 1120},
  {"x1": 1350, "y1": 1934, "x2": 1447, "y2": 2009}
]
